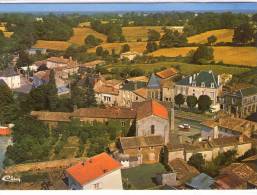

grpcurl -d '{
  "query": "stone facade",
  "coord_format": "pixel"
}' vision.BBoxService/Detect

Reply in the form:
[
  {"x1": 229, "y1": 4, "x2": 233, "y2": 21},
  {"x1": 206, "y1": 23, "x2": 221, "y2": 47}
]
[
  {"x1": 220, "y1": 86, "x2": 257, "y2": 118},
  {"x1": 136, "y1": 115, "x2": 170, "y2": 144}
]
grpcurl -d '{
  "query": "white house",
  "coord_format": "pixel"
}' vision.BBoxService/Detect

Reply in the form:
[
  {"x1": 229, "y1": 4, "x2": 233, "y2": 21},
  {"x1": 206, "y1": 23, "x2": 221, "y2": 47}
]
[
  {"x1": 120, "y1": 51, "x2": 142, "y2": 61},
  {"x1": 66, "y1": 152, "x2": 123, "y2": 190},
  {"x1": 0, "y1": 67, "x2": 21, "y2": 89}
]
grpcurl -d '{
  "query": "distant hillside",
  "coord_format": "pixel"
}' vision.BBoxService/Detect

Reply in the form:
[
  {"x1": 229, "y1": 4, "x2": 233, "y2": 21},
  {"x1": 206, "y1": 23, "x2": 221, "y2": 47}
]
[{"x1": 187, "y1": 29, "x2": 234, "y2": 44}]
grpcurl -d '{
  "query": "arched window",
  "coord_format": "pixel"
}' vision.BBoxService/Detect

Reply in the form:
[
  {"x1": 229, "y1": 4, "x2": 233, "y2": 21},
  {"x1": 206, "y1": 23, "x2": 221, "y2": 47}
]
[{"x1": 151, "y1": 125, "x2": 155, "y2": 134}]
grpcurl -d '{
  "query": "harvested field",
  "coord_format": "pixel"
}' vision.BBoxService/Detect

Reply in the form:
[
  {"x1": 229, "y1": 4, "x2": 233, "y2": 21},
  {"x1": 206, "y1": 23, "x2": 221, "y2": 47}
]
[
  {"x1": 88, "y1": 41, "x2": 147, "y2": 53},
  {"x1": 187, "y1": 29, "x2": 234, "y2": 44},
  {"x1": 33, "y1": 40, "x2": 71, "y2": 51},
  {"x1": 69, "y1": 27, "x2": 107, "y2": 45},
  {"x1": 150, "y1": 46, "x2": 257, "y2": 67},
  {"x1": 122, "y1": 26, "x2": 183, "y2": 42}
]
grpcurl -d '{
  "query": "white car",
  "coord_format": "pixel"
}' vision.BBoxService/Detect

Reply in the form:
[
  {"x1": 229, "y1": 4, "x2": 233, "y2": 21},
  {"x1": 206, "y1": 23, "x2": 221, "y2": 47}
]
[{"x1": 178, "y1": 124, "x2": 191, "y2": 129}]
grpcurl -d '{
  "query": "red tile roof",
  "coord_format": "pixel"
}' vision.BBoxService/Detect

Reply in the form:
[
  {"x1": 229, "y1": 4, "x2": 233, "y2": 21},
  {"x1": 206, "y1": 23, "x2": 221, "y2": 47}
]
[
  {"x1": 133, "y1": 100, "x2": 168, "y2": 120},
  {"x1": 0, "y1": 127, "x2": 12, "y2": 136},
  {"x1": 66, "y1": 152, "x2": 121, "y2": 186},
  {"x1": 155, "y1": 67, "x2": 177, "y2": 79}
]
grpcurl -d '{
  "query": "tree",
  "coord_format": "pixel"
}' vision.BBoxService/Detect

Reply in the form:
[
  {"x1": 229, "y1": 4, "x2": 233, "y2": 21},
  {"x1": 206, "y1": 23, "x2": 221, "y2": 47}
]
[
  {"x1": 71, "y1": 85, "x2": 86, "y2": 108},
  {"x1": 47, "y1": 69, "x2": 58, "y2": 111},
  {"x1": 96, "y1": 46, "x2": 104, "y2": 56},
  {"x1": 16, "y1": 50, "x2": 32, "y2": 68},
  {"x1": 84, "y1": 34, "x2": 102, "y2": 47},
  {"x1": 233, "y1": 23, "x2": 254, "y2": 44},
  {"x1": 191, "y1": 45, "x2": 214, "y2": 64},
  {"x1": 121, "y1": 44, "x2": 130, "y2": 53},
  {"x1": 159, "y1": 30, "x2": 187, "y2": 48},
  {"x1": 188, "y1": 153, "x2": 205, "y2": 171},
  {"x1": 207, "y1": 35, "x2": 217, "y2": 45},
  {"x1": 0, "y1": 81, "x2": 14, "y2": 108},
  {"x1": 174, "y1": 94, "x2": 185, "y2": 109},
  {"x1": 85, "y1": 76, "x2": 97, "y2": 107},
  {"x1": 198, "y1": 95, "x2": 212, "y2": 112},
  {"x1": 148, "y1": 29, "x2": 160, "y2": 41},
  {"x1": 146, "y1": 41, "x2": 158, "y2": 53},
  {"x1": 186, "y1": 95, "x2": 198, "y2": 110}
]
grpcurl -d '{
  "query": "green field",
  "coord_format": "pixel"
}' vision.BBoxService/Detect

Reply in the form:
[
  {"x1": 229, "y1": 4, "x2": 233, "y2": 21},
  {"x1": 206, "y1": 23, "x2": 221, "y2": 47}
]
[
  {"x1": 106, "y1": 61, "x2": 251, "y2": 76},
  {"x1": 121, "y1": 163, "x2": 167, "y2": 189}
]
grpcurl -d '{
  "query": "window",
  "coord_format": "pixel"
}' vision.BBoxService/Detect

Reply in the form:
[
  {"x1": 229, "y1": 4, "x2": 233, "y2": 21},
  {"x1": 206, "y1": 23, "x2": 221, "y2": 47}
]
[
  {"x1": 135, "y1": 96, "x2": 138, "y2": 101},
  {"x1": 104, "y1": 96, "x2": 111, "y2": 102},
  {"x1": 121, "y1": 121, "x2": 125, "y2": 127},
  {"x1": 150, "y1": 146, "x2": 154, "y2": 150},
  {"x1": 211, "y1": 83, "x2": 214, "y2": 88},
  {"x1": 138, "y1": 147, "x2": 142, "y2": 151},
  {"x1": 151, "y1": 125, "x2": 155, "y2": 134},
  {"x1": 93, "y1": 183, "x2": 102, "y2": 190},
  {"x1": 201, "y1": 82, "x2": 205, "y2": 88}
]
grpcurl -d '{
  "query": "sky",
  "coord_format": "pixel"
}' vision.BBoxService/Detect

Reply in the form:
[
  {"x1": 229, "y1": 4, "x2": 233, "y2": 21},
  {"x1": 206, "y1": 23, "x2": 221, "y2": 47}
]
[{"x1": 0, "y1": 3, "x2": 256, "y2": 13}]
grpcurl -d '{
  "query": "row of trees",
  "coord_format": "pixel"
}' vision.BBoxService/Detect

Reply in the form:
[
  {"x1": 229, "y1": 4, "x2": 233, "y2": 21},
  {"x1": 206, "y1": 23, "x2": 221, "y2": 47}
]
[
  {"x1": 188, "y1": 150, "x2": 237, "y2": 177},
  {"x1": 175, "y1": 94, "x2": 212, "y2": 112}
]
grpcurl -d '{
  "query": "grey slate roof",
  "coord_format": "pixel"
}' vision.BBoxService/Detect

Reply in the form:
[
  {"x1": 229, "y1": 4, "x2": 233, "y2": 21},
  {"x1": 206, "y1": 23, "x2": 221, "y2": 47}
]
[
  {"x1": 0, "y1": 67, "x2": 19, "y2": 77},
  {"x1": 176, "y1": 71, "x2": 219, "y2": 88},
  {"x1": 186, "y1": 173, "x2": 214, "y2": 189},
  {"x1": 235, "y1": 86, "x2": 257, "y2": 97},
  {"x1": 147, "y1": 73, "x2": 161, "y2": 89}
]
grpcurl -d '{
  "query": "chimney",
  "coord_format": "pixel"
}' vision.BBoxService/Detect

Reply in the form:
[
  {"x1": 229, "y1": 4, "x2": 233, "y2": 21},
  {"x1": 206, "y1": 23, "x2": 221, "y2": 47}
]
[
  {"x1": 189, "y1": 76, "x2": 192, "y2": 84},
  {"x1": 217, "y1": 75, "x2": 221, "y2": 86}
]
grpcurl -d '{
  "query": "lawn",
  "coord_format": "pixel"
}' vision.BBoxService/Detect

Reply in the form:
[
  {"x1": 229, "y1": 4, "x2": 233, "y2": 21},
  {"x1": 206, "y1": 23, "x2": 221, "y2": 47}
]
[
  {"x1": 187, "y1": 29, "x2": 234, "y2": 44},
  {"x1": 107, "y1": 61, "x2": 251, "y2": 75},
  {"x1": 150, "y1": 46, "x2": 257, "y2": 67},
  {"x1": 121, "y1": 163, "x2": 167, "y2": 189}
]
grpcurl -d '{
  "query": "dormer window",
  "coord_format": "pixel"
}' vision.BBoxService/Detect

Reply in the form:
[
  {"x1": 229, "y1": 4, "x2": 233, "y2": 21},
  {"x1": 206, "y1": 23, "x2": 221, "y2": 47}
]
[
  {"x1": 192, "y1": 81, "x2": 196, "y2": 87},
  {"x1": 211, "y1": 83, "x2": 214, "y2": 88},
  {"x1": 201, "y1": 82, "x2": 205, "y2": 88}
]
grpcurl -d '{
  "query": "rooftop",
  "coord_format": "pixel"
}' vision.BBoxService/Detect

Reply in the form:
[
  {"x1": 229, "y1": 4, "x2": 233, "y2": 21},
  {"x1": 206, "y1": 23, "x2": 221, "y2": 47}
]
[
  {"x1": 47, "y1": 56, "x2": 78, "y2": 67},
  {"x1": 201, "y1": 116, "x2": 257, "y2": 134},
  {"x1": 126, "y1": 76, "x2": 149, "y2": 83},
  {"x1": 72, "y1": 107, "x2": 136, "y2": 119},
  {"x1": 147, "y1": 73, "x2": 161, "y2": 89},
  {"x1": 120, "y1": 135, "x2": 164, "y2": 150},
  {"x1": 235, "y1": 86, "x2": 257, "y2": 97},
  {"x1": 94, "y1": 85, "x2": 119, "y2": 95},
  {"x1": 168, "y1": 158, "x2": 199, "y2": 184},
  {"x1": 186, "y1": 173, "x2": 214, "y2": 189},
  {"x1": 155, "y1": 67, "x2": 177, "y2": 79},
  {"x1": 121, "y1": 80, "x2": 147, "y2": 91},
  {"x1": 66, "y1": 152, "x2": 121, "y2": 186},
  {"x1": 133, "y1": 87, "x2": 148, "y2": 99},
  {"x1": 133, "y1": 100, "x2": 169, "y2": 120},
  {"x1": 176, "y1": 70, "x2": 219, "y2": 88},
  {"x1": 0, "y1": 67, "x2": 19, "y2": 77}
]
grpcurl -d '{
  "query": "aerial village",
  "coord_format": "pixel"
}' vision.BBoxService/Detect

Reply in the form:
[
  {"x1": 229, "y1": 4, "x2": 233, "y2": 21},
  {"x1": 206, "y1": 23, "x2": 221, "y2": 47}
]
[{"x1": 0, "y1": 5, "x2": 256, "y2": 190}]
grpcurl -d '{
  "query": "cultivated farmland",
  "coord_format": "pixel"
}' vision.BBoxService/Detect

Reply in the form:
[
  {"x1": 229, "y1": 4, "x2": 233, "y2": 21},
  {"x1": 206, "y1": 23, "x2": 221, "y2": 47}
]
[
  {"x1": 150, "y1": 46, "x2": 257, "y2": 67},
  {"x1": 187, "y1": 29, "x2": 234, "y2": 44},
  {"x1": 33, "y1": 40, "x2": 71, "y2": 51},
  {"x1": 122, "y1": 26, "x2": 183, "y2": 42},
  {"x1": 69, "y1": 27, "x2": 107, "y2": 45},
  {"x1": 88, "y1": 41, "x2": 148, "y2": 53}
]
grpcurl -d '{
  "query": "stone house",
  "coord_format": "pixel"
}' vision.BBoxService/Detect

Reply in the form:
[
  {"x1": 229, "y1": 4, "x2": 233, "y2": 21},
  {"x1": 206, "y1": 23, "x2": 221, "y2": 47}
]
[
  {"x1": 66, "y1": 152, "x2": 123, "y2": 190},
  {"x1": 168, "y1": 158, "x2": 199, "y2": 187},
  {"x1": 201, "y1": 116, "x2": 257, "y2": 140},
  {"x1": 118, "y1": 80, "x2": 147, "y2": 108},
  {"x1": 0, "y1": 67, "x2": 21, "y2": 89},
  {"x1": 167, "y1": 135, "x2": 254, "y2": 162},
  {"x1": 175, "y1": 70, "x2": 222, "y2": 111},
  {"x1": 219, "y1": 86, "x2": 257, "y2": 118},
  {"x1": 119, "y1": 135, "x2": 164, "y2": 164},
  {"x1": 94, "y1": 85, "x2": 119, "y2": 106},
  {"x1": 46, "y1": 56, "x2": 78, "y2": 69},
  {"x1": 215, "y1": 163, "x2": 257, "y2": 189},
  {"x1": 27, "y1": 47, "x2": 47, "y2": 55},
  {"x1": 133, "y1": 100, "x2": 172, "y2": 144}
]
